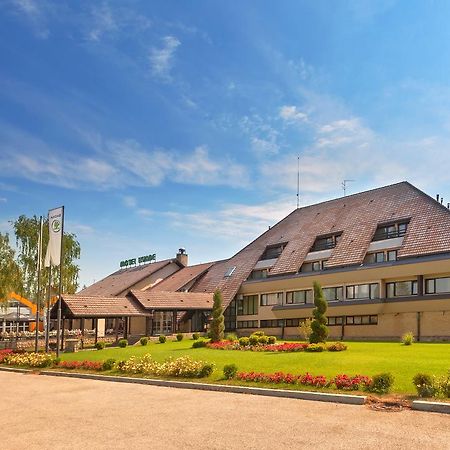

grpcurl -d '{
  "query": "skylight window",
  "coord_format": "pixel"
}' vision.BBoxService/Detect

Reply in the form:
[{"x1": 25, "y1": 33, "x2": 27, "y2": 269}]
[{"x1": 224, "y1": 266, "x2": 236, "y2": 277}]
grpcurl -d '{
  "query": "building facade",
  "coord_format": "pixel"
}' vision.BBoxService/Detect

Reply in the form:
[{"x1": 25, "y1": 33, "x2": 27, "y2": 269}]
[{"x1": 75, "y1": 182, "x2": 450, "y2": 341}]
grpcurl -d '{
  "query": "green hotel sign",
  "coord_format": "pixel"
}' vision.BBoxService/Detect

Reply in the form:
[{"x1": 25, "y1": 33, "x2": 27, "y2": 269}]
[{"x1": 120, "y1": 254, "x2": 156, "y2": 268}]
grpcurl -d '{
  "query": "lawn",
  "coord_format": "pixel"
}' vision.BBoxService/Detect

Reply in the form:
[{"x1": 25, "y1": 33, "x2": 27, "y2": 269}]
[{"x1": 61, "y1": 339, "x2": 450, "y2": 394}]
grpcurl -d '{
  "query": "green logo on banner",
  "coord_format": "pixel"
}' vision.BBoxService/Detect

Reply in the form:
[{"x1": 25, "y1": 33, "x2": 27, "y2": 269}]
[{"x1": 51, "y1": 219, "x2": 61, "y2": 233}]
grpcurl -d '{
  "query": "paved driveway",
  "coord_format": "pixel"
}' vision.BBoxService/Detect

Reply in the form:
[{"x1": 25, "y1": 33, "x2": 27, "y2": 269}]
[{"x1": 1, "y1": 371, "x2": 449, "y2": 450}]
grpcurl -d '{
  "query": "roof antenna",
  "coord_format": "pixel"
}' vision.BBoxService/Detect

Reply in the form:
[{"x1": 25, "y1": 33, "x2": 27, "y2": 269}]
[
  {"x1": 342, "y1": 179, "x2": 355, "y2": 197},
  {"x1": 296, "y1": 155, "x2": 300, "y2": 208}
]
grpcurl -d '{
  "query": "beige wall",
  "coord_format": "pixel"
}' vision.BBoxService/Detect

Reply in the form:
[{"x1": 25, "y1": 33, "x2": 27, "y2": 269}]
[{"x1": 235, "y1": 258, "x2": 450, "y2": 340}]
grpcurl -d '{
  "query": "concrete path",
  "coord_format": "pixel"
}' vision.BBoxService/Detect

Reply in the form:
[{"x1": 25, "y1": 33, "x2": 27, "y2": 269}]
[{"x1": 1, "y1": 371, "x2": 449, "y2": 450}]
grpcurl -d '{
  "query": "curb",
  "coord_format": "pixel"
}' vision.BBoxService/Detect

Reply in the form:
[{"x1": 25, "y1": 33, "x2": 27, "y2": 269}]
[
  {"x1": 0, "y1": 366, "x2": 365, "y2": 405},
  {"x1": 412, "y1": 400, "x2": 450, "y2": 414}
]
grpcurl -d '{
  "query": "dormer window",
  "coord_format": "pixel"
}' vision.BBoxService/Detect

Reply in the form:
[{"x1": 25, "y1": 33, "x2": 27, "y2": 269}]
[
  {"x1": 310, "y1": 233, "x2": 342, "y2": 252},
  {"x1": 372, "y1": 221, "x2": 408, "y2": 242},
  {"x1": 260, "y1": 243, "x2": 286, "y2": 261},
  {"x1": 300, "y1": 260, "x2": 326, "y2": 273}
]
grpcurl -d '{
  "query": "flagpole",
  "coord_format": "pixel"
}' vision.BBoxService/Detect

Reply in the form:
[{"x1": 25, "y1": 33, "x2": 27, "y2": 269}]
[
  {"x1": 34, "y1": 216, "x2": 43, "y2": 353},
  {"x1": 45, "y1": 265, "x2": 51, "y2": 353},
  {"x1": 56, "y1": 206, "x2": 64, "y2": 358}
]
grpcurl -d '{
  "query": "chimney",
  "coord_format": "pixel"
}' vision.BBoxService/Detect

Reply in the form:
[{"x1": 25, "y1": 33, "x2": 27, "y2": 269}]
[
  {"x1": 436, "y1": 194, "x2": 440, "y2": 202},
  {"x1": 176, "y1": 248, "x2": 188, "y2": 267}
]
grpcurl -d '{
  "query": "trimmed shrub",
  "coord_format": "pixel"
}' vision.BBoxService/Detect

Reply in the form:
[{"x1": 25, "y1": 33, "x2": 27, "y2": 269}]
[
  {"x1": 305, "y1": 343, "x2": 325, "y2": 352},
  {"x1": 95, "y1": 341, "x2": 106, "y2": 350},
  {"x1": 159, "y1": 334, "x2": 166, "y2": 344},
  {"x1": 368, "y1": 373, "x2": 394, "y2": 394},
  {"x1": 192, "y1": 340, "x2": 207, "y2": 348},
  {"x1": 402, "y1": 332, "x2": 414, "y2": 346},
  {"x1": 176, "y1": 333, "x2": 184, "y2": 342},
  {"x1": 225, "y1": 332, "x2": 238, "y2": 342},
  {"x1": 252, "y1": 331, "x2": 265, "y2": 337},
  {"x1": 199, "y1": 363, "x2": 214, "y2": 377},
  {"x1": 310, "y1": 281, "x2": 329, "y2": 343},
  {"x1": 192, "y1": 333, "x2": 200, "y2": 340},
  {"x1": 140, "y1": 337, "x2": 149, "y2": 346},
  {"x1": 102, "y1": 358, "x2": 116, "y2": 371},
  {"x1": 326, "y1": 342, "x2": 347, "y2": 352},
  {"x1": 239, "y1": 337, "x2": 250, "y2": 347},
  {"x1": 413, "y1": 373, "x2": 436, "y2": 398},
  {"x1": 249, "y1": 334, "x2": 259, "y2": 346},
  {"x1": 436, "y1": 371, "x2": 450, "y2": 398},
  {"x1": 223, "y1": 364, "x2": 238, "y2": 380},
  {"x1": 118, "y1": 339, "x2": 128, "y2": 348},
  {"x1": 258, "y1": 335, "x2": 269, "y2": 345},
  {"x1": 210, "y1": 290, "x2": 225, "y2": 342},
  {"x1": 267, "y1": 336, "x2": 277, "y2": 344},
  {"x1": 53, "y1": 357, "x2": 61, "y2": 366}
]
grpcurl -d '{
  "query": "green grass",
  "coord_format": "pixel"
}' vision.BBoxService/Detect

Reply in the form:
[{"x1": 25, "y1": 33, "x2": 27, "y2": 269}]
[{"x1": 61, "y1": 340, "x2": 450, "y2": 394}]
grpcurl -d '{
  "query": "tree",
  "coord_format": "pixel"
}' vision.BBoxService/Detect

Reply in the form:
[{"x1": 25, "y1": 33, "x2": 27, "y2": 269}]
[
  {"x1": 298, "y1": 318, "x2": 313, "y2": 341},
  {"x1": 0, "y1": 233, "x2": 22, "y2": 302},
  {"x1": 11, "y1": 215, "x2": 81, "y2": 300},
  {"x1": 210, "y1": 290, "x2": 225, "y2": 342},
  {"x1": 309, "y1": 281, "x2": 329, "y2": 343}
]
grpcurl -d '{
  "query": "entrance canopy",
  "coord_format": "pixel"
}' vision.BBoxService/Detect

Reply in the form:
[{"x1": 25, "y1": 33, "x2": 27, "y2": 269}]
[{"x1": 50, "y1": 294, "x2": 148, "y2": 319}]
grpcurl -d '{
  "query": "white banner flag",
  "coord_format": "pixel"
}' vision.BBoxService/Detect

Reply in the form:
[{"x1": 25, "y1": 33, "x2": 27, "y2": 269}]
[{"x1": 44, "y1": 206, "x2": 64, "y2": 267}]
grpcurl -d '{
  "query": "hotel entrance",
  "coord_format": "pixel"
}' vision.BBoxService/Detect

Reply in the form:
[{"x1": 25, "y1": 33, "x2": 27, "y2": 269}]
[{"x1": 152, "y1": 311, "x2": 173, "y2": 335}]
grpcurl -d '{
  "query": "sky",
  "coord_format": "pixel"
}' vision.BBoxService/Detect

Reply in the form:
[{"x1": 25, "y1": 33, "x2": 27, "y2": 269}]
[{"x1": 1, "y1": 0, "x2": 450, "y2": 289}]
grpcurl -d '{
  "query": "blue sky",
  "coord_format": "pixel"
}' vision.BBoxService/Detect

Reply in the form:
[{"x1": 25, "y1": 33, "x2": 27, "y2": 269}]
[{"x1": 1, "y1": 0, "x2": 450, "y2": 288}]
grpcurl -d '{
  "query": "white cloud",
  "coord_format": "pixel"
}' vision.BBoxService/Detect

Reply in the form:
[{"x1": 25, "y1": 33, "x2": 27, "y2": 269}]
[
  {"x1": 165, "y1": 196, "x2": 296, "y2": 242},
  {"x1": 88, "y1": 2, "x2": 118, "y2": 41},
  {"x1": 122, "y1": 195, "x2": 137, "y2": 208},
  {"x1": 149, "y1": 35, "x2": 181, "y2": 79},
  {"x1": 0, "y1": 124, "x2": 248, "y2": 190},
  {"x1": 240, "y1": 114, "x2": 280, "y2": 157},
  {"x1": 279, "y1": 105, "x2": 308, "y2": 124},
  {"x1": 251, "y1": 137, "x2": 279, "y2": 156},
  {"x1": 0, "y1": 198, "x2": 7, "y2": 203},
  {"x1": 9, "y1": 0, "x2": 50, "y2": 38}
]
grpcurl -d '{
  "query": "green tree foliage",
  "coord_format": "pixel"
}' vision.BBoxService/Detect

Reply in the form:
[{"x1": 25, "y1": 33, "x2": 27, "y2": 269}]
[
  {"x1": 12, "y1": 215, "x2": 81, "y2": 300},
  {"x1": 309, "y1": 281, "x2": 329, "y2": 344},
  {"x1": 0, "y1": 233, "x2": 22, "y2": 302},
  {"x1": 210, "y1": 290, "x2": 225, "y2": 342}
]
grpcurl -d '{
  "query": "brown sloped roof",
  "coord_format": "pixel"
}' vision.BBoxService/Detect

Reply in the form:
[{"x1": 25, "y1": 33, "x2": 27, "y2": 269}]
[
  {"x1": 54, "y1": 295, "x2": 147, "y2": 318},
  {"x1": 151, "y1": 261, "x2": 216, "y2": 292},
  {"x1": 129, "y1": 290, "x2": 213, "y2": 310},
  {"x1": 191, "y1": 182, "x2": 450, "y2": 307},
  {"x1": 79, "y1": 259, "x2": 178, "y2": 297}
]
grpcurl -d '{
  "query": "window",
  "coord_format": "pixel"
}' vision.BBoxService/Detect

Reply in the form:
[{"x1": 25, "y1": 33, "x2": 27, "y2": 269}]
[
  {"x1": 322, "y1": 286, "x2": 343, "y2": 302},
  {"x1": 247, "y1": 269, "x2": 268, "y2": 280},
  {"x1": 364, "y1": 250, "x2": 398, "y2": 264},
  {"x1": 285, "y1": 318, "x2": 300, "y2": 327},
  {"x1": 425, "y1": 277, "x2": 450, "y2": 294},
  {"x1": 285, "y1": 289, "x2": 313, "y2": 305},
  {"x1": 386, "y1": 280, "x2": 418, "y2": 298},
  {"x1": 224, "y1": 266, "x2": 236, "y2": 277},
  {"x1": 260, "y1": 244, "x2": 286, "y2": 260},
  {"x1": 237, "y1": 320, "x2": 258, "y2": 329},
  {"x1": 327, "y1": 316, "x2": 344, "y2": 326},
  {"x1": 372, "y1": 222, "x2": 408, "y2": 241},
  {"x1": 237, "y1": 295, "x2": 258, "y2": 316},
  {"x1": 260, "y1": 319, "x2": 284, "y2": 328},
  {"x1": 311, "y1": 233, "x2": 342, "y2": 252},
  {"x1": 300, "y1": 260, "x2": 326, "y2": 273},
  {"x1": 260, "y1": 292, "x2": 283, "y2": 306},
  {"x1": 346, "y1": 283, "x2": 380, "y2": 300},
  {"x1": 345, "y1": 315, "x2": 378, "y2": 325},
  {"x1": 224, "y1": 300, "x2": 236, "y2": 331}
]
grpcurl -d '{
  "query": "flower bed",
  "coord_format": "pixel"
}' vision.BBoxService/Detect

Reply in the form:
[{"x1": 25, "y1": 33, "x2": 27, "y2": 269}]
[
  {"x1": 57, "y1": 360, "x2": 103, "y2": 371},
  {"x1": 206, "y1": 341, "x2": 346, "y2": 353},
  {"x1": 4, "y1": 352, "x2": 54, "y2": 368},
  {"x1": 118, "y1": 354, "x2": 214, "y2": 378},
  {"x1": 236, "y1": 370, "x2": 372, "y2": 391},
  {"x1": 0, "y1": 349, "x2": 14, "y2": 363}
]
